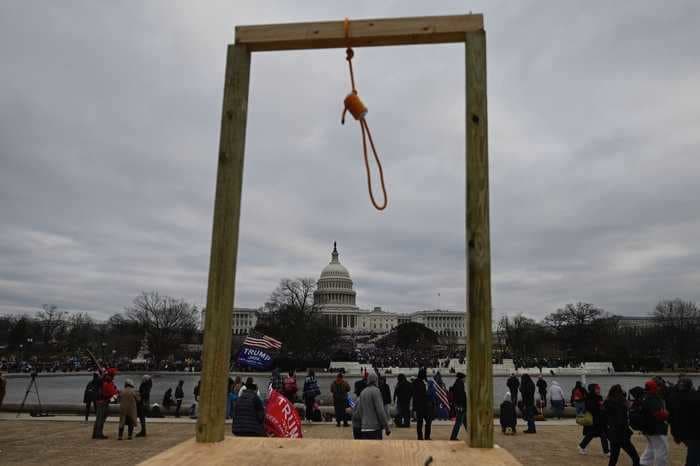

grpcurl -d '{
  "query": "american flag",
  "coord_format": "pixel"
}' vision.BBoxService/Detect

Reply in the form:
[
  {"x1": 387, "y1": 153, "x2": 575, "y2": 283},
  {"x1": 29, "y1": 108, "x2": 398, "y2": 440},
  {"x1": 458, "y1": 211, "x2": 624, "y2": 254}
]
[
  {"x1": 432, "y1": 377, "x2": 451, "y2": 409},
  {"x1": 243, "y1": 333, "x2": 282, "y2": 351}
]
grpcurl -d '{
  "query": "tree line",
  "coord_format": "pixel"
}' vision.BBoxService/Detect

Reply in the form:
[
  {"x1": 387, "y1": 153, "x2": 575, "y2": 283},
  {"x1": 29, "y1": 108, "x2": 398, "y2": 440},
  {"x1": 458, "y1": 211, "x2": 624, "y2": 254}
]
[
  {"x1": 0, "y1": 292, "x2": 199, "y2": 367},
  {"x1": 496, "y1": 299, "x2": 700, "y2": 371}
]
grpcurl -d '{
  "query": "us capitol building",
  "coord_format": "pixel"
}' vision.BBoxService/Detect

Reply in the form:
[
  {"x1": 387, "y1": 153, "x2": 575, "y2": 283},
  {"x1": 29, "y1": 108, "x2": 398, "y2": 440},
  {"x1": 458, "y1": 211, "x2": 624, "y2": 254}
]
[{"x1": 233, "y1": 242, "x2": 466, "y2": 345}]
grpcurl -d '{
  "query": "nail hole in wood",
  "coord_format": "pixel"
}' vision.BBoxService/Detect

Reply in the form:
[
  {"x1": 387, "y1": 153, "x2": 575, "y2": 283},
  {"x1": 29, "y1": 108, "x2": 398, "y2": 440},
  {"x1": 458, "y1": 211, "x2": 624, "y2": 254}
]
[{"x1": 472, "y1": 114, "x2": 480, "y2": 124}]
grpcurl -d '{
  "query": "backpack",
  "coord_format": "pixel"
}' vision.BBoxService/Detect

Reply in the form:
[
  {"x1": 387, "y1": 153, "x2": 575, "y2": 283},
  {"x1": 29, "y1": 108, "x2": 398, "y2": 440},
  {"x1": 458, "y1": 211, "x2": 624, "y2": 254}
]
[{"x1": 629, "y1": 397, "x2": 649, "y2": 432}]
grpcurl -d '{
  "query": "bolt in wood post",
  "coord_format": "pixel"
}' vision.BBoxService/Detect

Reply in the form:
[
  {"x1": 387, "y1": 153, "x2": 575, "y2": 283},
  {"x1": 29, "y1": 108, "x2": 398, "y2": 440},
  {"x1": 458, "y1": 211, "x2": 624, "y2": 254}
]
[
  {"x1": 196, "y1": 43, "x2": 251, "y2": 443},
  {"x1": 465, "y1": 29, "x2": 493, "y2": 448}
]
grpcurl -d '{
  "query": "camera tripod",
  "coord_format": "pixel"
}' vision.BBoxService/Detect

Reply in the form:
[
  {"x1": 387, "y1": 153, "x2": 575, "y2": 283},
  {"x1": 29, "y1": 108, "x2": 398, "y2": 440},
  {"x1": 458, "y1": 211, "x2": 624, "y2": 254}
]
[{"x1": 16, "y1": 372, "x2": 51, "y2": 417}]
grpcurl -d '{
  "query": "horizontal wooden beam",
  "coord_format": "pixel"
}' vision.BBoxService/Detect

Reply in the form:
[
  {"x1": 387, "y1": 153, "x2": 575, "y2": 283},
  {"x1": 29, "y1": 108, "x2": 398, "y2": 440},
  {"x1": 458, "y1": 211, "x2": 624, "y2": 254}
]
[{"x1": 235, "y1": 14, "x2": 484, "y2": 52}]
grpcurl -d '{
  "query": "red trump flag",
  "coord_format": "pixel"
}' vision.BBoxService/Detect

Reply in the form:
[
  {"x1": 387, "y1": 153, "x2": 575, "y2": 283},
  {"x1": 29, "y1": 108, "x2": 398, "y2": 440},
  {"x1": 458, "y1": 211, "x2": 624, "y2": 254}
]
[{"x1": 265, "y1": 388, "x2": 303, "y2": 438}]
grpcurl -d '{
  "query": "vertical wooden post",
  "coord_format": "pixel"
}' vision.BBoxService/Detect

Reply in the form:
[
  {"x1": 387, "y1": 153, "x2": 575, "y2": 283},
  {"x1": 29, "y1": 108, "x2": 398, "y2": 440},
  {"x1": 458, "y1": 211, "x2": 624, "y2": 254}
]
[
  {"x1": 465, "y1": 29, "x2": 493, "y2": 448},
  {"x1": 196, "y1": 43, "x2": 251, "y2": 443}
]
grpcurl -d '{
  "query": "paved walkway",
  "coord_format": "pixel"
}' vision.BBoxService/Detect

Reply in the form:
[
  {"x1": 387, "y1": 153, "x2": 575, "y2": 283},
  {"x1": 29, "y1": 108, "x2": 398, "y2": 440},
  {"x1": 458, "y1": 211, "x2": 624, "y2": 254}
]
[{"x1": 0, "y1": 416, "x2": 687, "y2": 465}]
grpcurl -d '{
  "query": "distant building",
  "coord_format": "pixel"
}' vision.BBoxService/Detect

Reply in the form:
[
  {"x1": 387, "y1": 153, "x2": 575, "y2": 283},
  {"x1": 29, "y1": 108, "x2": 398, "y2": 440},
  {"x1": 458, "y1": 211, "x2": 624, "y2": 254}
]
[
  {"x1": 232, "y1": 308, "x2": 259, "y2": 335},
  {"x1": 201, "y1": 307, "x2": 260, "y2": 335},
  {"x1": 208, "y1": 243, "x2": 467, "y2": 344},
  {"x1": 616, "y1": 315, "x2": 656, "y2": 335},
  {"x1": 312, "y1": 243, "x2": 466, "y2": 344}
]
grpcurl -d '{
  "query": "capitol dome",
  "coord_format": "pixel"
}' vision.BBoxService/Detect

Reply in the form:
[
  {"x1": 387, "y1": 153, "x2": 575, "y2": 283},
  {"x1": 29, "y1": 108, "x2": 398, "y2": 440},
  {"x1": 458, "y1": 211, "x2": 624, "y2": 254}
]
[
  {"x1": 320, "y1": 244, "x2": 351, "y2": 278},
  {"x1": 313, "y1": 242, "x2": 357, "y2": 308}
]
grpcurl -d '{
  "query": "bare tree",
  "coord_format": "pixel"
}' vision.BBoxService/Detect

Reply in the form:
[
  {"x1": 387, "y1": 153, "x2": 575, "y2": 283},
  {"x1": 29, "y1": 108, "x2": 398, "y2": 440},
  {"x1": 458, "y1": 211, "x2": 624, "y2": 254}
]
[
  {"x1": 497, "y1": 314, "x2": 548, "y2": 363},
  {"x1": 125, "y1": 291, "x2": 199, "y2": 364},
  {"x1": 253, "y1": 278, "x2": 335, "y2": 356},
  {"x1": 543, "y1": 303, "x2": 610, "y2": 362},
  {"x1": 266, "y1": 278, "x2": 316, "y2": 313},
  {"x1": 653, "y1": 299, "x2": 700, "y2": 368},
  {"x1": 65, "y1": 312, "x2": 95, "y2": 350},
  {"x1": 36, "y1": 304, "x2": 67, "y2": 345}
]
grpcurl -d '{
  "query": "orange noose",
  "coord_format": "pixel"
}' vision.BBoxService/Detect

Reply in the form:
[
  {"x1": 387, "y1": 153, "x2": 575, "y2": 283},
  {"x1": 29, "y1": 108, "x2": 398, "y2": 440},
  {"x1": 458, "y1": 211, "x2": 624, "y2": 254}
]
[{"x1": 341, "y1": 18, "x2": 388, "y2": 211}]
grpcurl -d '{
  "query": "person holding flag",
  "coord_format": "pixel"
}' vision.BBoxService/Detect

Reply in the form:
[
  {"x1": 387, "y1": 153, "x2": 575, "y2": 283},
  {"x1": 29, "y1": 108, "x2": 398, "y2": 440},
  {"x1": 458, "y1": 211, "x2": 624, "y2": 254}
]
[
  {"x1": 92, "y1": 367, "x2": 118, "y2": 439},
  {"x1": 433, "y1": 371, "x2": 451, "y2": 420}
]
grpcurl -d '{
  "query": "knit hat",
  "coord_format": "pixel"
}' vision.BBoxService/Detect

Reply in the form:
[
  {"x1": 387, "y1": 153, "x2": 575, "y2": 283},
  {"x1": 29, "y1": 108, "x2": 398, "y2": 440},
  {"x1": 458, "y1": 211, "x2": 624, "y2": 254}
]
[
  {"x1": 645, "y1": 380, "x2": 658, "y2": 394},
  {"x1": 125, "y1": 378, "x2": 135, "y2": 388}
]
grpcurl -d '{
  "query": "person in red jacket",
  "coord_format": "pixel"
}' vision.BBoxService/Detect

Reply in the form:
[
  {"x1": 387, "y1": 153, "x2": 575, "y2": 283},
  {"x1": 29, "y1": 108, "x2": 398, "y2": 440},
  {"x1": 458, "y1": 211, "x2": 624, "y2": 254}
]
[
  {"x1": 639, "y1": 379, "x2": 669, "y2": 466},
  {"x1": 92, "y1": 368, "x2": 119, "y2": 439}
]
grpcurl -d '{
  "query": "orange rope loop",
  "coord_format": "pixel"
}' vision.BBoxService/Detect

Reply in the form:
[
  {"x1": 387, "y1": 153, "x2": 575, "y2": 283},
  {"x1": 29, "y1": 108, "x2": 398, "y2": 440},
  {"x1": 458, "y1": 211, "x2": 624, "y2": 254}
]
[{"x1": 340, "y1": 17, "x2": 388, "y2": 211}]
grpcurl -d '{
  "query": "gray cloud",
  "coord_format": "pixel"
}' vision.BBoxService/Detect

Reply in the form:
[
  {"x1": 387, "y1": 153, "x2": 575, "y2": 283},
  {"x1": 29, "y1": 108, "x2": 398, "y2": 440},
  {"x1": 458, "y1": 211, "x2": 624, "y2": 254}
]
[{"x1": 1, "y1": 1, "x2": 699, "y2": 321}]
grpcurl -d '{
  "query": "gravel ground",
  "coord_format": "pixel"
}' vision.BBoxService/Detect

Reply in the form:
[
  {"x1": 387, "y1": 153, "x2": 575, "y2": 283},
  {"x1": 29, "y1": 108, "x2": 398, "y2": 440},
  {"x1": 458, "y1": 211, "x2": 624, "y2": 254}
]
[{"x1": 0, "y1": 418, "x2": 687, "y2": 465}]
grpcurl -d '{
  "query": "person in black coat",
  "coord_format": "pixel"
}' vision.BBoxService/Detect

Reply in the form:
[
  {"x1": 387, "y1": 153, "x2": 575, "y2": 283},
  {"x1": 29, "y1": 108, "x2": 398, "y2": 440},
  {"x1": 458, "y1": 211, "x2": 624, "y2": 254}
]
[
  {"x1": 578, "y1": 383, "x2": 610, "y2": 455},
  {"x1": 536, "y1": 375, "x2": 547, "y2": 407},
  {"x1": 507, "y1": 374, "x2": 520, "y2": 407},
  {"x1": 500, "y1": 392, "x2": 517, "y2": 434},
  {"x1": 667, "y1": 377, "x2": 700, "y2": 466},
  {"x1": 232, "y1": 378, "x2": 265, "y2": 437},
  {"x1": 378, "y1": 374, "x2": 392, "y2": 421},
  {"x1": 604, "y1": 384, "x2": 639, "y2": 466},
  {"x1": 412, "y1": 368, "x2": 434, "y2": 440},
  {"x1": 520, "y1": 374, "x2": 536, "y2": 433},
  {"x1": 83, "y1": 373, "x2": 101, "y2": 421},
  {"x1": 135, "y1": 375, "x2": 152, "y2": 437},
  {"x1": 449, "y1": 373, "x2": 467, "y2": 440},
  {"x1": 393, "y1": 373, "x2": 413, "y2": 428},
  {"x1": 174, "y1": 380, "x2": 185, "y2": 418}
]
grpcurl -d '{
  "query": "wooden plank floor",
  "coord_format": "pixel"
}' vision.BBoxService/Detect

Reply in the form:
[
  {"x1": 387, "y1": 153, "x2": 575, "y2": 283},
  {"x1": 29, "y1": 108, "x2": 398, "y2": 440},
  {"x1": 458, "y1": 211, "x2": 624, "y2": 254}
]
[{"x1": 139, "y1": 437, "x2": 521, "y2": 466}]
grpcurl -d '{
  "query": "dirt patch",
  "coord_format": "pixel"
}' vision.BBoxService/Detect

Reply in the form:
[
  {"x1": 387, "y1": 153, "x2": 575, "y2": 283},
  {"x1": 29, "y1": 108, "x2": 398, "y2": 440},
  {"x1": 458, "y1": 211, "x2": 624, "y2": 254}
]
[{"x1": 0, "y1": 420, "x2": 687, "y2": 465}]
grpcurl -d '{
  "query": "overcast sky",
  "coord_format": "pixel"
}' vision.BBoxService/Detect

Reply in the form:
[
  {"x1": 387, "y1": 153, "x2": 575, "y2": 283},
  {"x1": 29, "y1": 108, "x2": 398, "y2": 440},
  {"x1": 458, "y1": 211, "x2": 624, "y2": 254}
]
[{"x1": 1, "y1": 1, "x2": 699, "y2": 322}]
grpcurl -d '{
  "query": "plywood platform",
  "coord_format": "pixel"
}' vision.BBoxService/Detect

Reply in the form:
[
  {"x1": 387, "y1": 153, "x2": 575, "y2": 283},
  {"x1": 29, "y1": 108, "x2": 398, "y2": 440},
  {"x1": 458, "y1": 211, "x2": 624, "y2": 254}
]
[{"x1": 139, "y1": 437, "x2": 521, "y2": 466}]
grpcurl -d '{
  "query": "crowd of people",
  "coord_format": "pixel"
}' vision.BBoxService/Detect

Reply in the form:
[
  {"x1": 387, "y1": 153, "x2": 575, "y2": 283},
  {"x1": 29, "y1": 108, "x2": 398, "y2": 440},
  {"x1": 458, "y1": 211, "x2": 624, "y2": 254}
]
[
  {"x1": 353, "y1": 348, "x2": 463, "y2": 372},
  {"x1": 501, "y1": 373, "x2": 700, "y2": 466},
  {"x1": 326, "y1": 367, "x2": 468, "y2": 441},
  {"x1": 84, "y1": 370, "x2": 202, "y2": 440},
  {"x1": 10, "y1": 364, "x2": 697, "y2": 465}
]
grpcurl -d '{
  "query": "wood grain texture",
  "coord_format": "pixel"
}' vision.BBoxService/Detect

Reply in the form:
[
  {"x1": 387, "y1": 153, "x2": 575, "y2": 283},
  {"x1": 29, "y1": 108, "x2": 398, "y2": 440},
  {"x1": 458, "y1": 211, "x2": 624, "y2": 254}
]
[
  {"x1": 139, "y1": 437, "x2": 521, "y2": 466},
  {"x1": 466, "y1": 29, "x2": 493, "y2": 448},
  {"x1": 235, "y1": 14, "x2": 484, "y2": 51},
  {"x1": 196, "y1": 44, "x2": 250, "y2": 443}
]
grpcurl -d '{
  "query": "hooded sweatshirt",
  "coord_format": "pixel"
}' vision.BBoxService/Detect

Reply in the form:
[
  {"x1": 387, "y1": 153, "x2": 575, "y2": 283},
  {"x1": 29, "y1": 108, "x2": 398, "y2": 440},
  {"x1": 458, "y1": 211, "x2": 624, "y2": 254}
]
[
  {"x1": 549, "y1": 381, "x2": 565, "y2": 401},
  {"x1": 500, "y1": 392, "x2": 516, "y2": 428},
  {"x1": 353, "y1": 373, "x2": 388, "y2": 431}
]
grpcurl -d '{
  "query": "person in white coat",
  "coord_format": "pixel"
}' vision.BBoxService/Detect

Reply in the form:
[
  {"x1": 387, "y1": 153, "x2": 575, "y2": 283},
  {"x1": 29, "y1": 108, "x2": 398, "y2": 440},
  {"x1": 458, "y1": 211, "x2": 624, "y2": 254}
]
[{"x1": 549, "y1": 381, "x2": 566, "y2": 419}]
